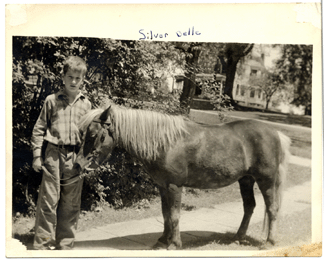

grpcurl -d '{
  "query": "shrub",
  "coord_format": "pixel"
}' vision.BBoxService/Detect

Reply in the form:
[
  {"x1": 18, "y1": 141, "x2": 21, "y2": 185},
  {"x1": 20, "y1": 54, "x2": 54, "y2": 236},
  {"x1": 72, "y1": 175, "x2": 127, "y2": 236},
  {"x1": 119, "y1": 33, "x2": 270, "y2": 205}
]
[
  {"x1": 81, "y1": 148, "x2": 159, "y2": 210},
  {"x1": 196, "y1": 76, "x2": 233, "y2": 120}
]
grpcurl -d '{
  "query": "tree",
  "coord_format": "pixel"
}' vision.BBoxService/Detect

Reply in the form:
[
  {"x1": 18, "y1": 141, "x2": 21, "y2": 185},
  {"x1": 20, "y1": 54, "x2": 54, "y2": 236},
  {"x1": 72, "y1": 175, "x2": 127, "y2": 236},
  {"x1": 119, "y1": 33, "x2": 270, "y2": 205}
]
[
  {"x1": 135, "y1": 41, "x2": 185, "y2": 95},
  {"x1": 249, "y1": 70, "x2": 284, "y2": 110},
  {"x1": 275, "y1": 44, "x2": 312, "y2": 115},
  {"x1": 222, "y1": 43, "x2": 254, "y2": 103},
  {"x1": 173, "y1": 42, "x2": 203, "y2": 113}
]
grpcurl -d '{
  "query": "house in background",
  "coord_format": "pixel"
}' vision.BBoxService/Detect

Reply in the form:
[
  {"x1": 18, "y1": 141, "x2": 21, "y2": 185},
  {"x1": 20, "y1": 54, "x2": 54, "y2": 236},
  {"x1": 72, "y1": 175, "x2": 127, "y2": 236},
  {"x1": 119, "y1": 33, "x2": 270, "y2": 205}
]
[
  {"x1": 232, "y1": 44, "x2": 269, "y2": 109},
  {"x1": 164, "y1": 46, "x2": 270, "y2": 109},
  {"x1": 232, "y1": 44, "x2": 305, "y2": 114}
]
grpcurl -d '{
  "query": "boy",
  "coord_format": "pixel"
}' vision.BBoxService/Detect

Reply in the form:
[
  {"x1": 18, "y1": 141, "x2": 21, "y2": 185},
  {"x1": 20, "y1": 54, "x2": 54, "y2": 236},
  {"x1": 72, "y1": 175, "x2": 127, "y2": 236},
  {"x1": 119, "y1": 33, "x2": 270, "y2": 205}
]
[{"x1": 31, "y1": 56, "x2": 91, "y2": 250}]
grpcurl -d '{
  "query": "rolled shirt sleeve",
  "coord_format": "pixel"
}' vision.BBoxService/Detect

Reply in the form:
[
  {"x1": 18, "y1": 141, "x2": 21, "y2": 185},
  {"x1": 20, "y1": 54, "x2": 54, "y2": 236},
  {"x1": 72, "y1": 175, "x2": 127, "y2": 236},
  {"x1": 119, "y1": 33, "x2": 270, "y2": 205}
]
[{"x1": 31, "y1": 98, "x2": 51, "y2": 158}]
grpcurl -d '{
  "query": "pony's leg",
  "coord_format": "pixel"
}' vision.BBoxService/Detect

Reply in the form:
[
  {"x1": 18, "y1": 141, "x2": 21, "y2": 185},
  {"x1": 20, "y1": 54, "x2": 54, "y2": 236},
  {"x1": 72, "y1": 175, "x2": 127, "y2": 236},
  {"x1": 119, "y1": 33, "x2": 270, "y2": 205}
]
[
  {"x1": 235, "y1": 176, "x2": 256, "y2": 243},
  {"x1": 154, "y1": 184, "x2": 182, "y2": 250},
  {"x1": 154, "y1": 186, "x2": 170, "y2": 249},
  {"x1": 256, "y1": 177, "x2": 280, "y2": 246}
]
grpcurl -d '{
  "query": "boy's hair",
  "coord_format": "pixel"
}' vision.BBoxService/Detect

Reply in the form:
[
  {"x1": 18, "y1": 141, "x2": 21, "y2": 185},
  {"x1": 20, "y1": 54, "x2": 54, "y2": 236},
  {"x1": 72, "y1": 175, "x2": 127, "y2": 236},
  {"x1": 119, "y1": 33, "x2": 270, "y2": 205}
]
[{"x1": 63, "y1": 56, "x2": 87, "y2": 77}]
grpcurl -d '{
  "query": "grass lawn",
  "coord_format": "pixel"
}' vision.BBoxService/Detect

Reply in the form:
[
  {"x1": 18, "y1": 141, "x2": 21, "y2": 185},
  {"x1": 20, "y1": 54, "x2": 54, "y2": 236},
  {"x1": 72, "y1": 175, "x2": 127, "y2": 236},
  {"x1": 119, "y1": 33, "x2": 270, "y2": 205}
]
[{"x1": 183, "y1": 207, "x2": 312, "y2": 252}]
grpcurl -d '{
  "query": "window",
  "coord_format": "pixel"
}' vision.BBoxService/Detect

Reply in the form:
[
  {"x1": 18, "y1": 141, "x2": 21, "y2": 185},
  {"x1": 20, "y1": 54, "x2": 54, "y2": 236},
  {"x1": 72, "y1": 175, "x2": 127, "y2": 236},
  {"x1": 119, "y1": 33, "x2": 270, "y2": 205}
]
[
  {"x1": 250, "y1": 69, "x2": 257, "y2": 76},
  {"x1": 236, "y1": 84, "x2": 239, "y2": 96},
  {"x1": 258, "y1": 90, "x2": 261, "y2": 99},
  {"x1": 240, "y1": 88, "x2": 245, "y2": 96},
  {"x1": 250, "y1": 89, "x2": 255, "y2": 98},
  {"x1": 262, "y1": 93, "x2": 266, "y2": 101}
]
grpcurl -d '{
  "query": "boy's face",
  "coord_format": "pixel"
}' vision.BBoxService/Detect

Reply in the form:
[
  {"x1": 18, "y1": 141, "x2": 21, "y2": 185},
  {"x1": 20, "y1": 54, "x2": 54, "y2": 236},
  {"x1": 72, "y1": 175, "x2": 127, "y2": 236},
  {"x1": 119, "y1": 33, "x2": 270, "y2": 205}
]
[{"x1": 63, "y1": 68, "x2": 84, "y2": 95}]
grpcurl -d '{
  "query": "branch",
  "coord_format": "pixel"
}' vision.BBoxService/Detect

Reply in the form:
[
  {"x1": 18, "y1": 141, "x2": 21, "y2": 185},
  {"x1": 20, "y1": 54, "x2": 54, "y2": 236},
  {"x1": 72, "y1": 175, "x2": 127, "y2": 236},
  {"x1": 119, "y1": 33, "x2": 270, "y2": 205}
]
[
  {"x1": 88, "y1": 66, "x2": 99, "y2": 81},
  {"x1": 242, "y1": 44, "x2": 254, "y2": 56}
]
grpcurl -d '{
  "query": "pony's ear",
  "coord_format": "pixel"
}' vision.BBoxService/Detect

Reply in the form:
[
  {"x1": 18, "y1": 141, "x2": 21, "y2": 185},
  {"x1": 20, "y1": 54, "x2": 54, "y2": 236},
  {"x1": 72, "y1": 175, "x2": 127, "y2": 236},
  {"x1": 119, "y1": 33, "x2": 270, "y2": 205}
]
[{"x1": 99, "y1": 105, "x2": 111, "y2": 122}]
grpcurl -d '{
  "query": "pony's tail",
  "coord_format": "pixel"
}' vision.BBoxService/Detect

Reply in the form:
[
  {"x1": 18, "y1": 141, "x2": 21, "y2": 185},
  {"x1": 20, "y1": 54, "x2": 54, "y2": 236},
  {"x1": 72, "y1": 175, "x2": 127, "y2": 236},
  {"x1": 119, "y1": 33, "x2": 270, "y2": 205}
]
[
  {"x1": 262, "y1": 131, "x2": 291, "y2": 240},
  {"x1": 276, "y1": 131, "x2": 291, "y2": 208}
]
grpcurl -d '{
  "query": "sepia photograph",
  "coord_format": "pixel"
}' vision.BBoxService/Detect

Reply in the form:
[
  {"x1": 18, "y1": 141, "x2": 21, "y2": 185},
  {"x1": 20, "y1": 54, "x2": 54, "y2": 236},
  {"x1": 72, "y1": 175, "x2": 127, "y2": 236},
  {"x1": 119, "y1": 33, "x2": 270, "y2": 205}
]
[{"x1": 5, "y1": 3, "x2": 322, "y2": 258}]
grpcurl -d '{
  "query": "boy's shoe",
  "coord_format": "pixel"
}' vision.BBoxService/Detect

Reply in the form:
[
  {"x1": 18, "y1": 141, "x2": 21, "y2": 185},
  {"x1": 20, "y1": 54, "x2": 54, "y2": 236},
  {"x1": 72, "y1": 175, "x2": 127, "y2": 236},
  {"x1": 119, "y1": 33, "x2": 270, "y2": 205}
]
[
  {"x1": 33, "y1": 244, "x2": 56, "y2": 250},
  {"x1": 56, "y1": 245, "x2": 72, "y2": 250}
]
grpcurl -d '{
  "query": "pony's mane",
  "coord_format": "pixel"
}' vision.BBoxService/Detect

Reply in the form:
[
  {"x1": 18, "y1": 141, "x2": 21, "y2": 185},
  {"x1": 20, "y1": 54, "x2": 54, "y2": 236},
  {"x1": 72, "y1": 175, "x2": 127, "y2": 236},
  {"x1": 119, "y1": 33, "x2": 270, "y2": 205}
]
[
  {"x1": 78, "y1": 105, "x2": 188, "y2": 160},
  {"x1": 78, "y1": 108, "x2": 104, "y2": 134},
  {"x1": 112, "y1": 106, "x2": 188, "y2": 160}
]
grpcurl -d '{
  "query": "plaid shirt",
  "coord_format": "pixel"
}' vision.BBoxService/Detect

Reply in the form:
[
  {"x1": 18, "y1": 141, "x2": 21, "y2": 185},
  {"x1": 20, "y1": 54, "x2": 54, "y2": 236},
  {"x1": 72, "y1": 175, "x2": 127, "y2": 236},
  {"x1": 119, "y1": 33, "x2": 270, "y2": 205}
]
[{"x1": 31, "y1": 90, "x2": 91, "y2": 157}]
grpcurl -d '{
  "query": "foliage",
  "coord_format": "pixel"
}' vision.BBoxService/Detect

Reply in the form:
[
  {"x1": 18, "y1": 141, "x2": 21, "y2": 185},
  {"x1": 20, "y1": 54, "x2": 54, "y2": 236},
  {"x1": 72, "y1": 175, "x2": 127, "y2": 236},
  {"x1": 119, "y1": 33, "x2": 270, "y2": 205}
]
[
  {"x1": 172, "y1": 42, "x2": 228, "y2": 113},
  {"x1": 197, "y1": 43, "x2": 226, "y2": 74},
  {"x1": 196, "y1": 75, "x2": 233, "y2": 119},
  {"x1": 275, "y1": 44, "x2": 312, "y2": 115},
  {"x1": 172, "y1": 42, "x2": 203, "y2": 112},
  {"x1": 248, "y1": 70, "x2": 285, "y2": 109},
  {"x1": 81, "y1": 148, "x2": 159, "y2": 210}
]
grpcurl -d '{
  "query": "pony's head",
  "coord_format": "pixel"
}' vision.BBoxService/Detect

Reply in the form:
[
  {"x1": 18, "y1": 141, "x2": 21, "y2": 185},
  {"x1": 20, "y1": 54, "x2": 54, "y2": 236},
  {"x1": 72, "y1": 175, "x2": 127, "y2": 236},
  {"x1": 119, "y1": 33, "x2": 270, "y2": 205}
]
[{"x1": 74, "y1": 106, "x2": 115, "y2": 172}]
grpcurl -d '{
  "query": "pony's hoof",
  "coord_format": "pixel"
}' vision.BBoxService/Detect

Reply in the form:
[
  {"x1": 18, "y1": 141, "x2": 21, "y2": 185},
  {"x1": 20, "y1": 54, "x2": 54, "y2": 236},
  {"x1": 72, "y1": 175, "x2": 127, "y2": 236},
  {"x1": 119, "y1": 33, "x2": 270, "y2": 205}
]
[
  {"x1": 259, "y1": 240, "x2": 276, "y2": 250},
  {"x1": 232, "y1": 235, "x2": 251, "y2": 246},
  {"x1": 232, "y1": 235, "x2": 242, "y2": 244},
  {"x1": 233, "y1": 239, "x2": 249, "y2": 246},
  {"x1": 167, "y1": 243, "x2": 181, "y2": 250},
  {"x1": 152, "y1": 241, "x2": 167, "y2": 250},
  {"x1": 240, "y1": 239, "x2": 251, "y2": 246}
]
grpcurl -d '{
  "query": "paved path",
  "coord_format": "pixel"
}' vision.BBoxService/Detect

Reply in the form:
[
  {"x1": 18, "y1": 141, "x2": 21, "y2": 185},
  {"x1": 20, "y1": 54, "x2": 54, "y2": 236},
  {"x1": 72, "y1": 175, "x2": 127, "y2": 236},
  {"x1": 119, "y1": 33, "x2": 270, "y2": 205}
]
[{"x1": 74, "y1": 156, "x2": 312, "y2": 250}]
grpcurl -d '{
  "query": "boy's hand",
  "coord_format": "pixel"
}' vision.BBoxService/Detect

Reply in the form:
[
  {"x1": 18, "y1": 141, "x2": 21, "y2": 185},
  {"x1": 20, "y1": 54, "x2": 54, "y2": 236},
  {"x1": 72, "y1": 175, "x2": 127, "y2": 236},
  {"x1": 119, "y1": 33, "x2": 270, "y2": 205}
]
[{"x1": 32, "y1": 157, "x2": 43, "y2": 172}]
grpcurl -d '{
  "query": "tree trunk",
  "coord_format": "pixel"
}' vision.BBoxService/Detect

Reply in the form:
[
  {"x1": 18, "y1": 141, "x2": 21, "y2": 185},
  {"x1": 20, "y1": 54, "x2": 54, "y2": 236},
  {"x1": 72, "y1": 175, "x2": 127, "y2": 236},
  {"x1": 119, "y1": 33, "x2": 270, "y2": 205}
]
[
  {"x1": 180, "y1": 77, "x2": 196, "y2": 113},
  {"x1": 179, "y1": 46, "x2": 201, "y2": 114},
  {"x1": 304, "y1": 104, "x2": 311, "y2": 115},
  {"x1": 223, "y1": 57, "x2": 240, "y2": 100},
  {"x1": 223, "y1": 43, "x2": 254, "y2": 107}
]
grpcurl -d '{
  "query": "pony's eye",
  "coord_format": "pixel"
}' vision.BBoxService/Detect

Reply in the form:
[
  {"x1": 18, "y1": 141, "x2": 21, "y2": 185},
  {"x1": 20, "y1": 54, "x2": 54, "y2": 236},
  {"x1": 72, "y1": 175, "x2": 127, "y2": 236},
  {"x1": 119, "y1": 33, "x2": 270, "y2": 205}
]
[{"x1": 100, "y1": 134, "x2": 105, "y2": 143}]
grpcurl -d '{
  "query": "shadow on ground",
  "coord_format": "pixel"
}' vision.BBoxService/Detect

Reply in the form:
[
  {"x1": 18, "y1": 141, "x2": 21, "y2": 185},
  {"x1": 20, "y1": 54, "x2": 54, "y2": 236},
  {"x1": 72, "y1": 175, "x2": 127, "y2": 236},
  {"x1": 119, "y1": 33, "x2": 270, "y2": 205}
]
[
  {"x1": 13, "y1": 232, "x2": 34, "y2": 250},
  {"x1": 183, "y1": 231, "x2": 263, "y2": 250},
  {"x1": 16, "y1": 230, "x2": 263, "y2": 251},
  {"x1": 72, "y1": 231, "x2": 263, "y2": 250},
  {"x1": 14, "y1": 231, "x2": 270, "y2": 250}
]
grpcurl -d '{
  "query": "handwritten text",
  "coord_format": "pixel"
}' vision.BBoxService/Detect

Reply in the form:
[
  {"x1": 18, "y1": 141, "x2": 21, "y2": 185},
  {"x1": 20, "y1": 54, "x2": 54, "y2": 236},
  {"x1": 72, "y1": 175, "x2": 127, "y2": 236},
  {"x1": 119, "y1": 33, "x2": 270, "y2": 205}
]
[{"x1": 139, "y1": 27, "x2": 201, "y2": 40}]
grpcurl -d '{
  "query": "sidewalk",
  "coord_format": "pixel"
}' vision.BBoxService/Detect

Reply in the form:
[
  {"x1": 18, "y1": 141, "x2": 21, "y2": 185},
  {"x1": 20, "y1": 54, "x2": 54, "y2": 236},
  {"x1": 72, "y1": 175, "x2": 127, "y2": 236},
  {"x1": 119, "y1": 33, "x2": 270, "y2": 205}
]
[{"x1": 73, "y1": 156, "x2": 312, "y2": 250}]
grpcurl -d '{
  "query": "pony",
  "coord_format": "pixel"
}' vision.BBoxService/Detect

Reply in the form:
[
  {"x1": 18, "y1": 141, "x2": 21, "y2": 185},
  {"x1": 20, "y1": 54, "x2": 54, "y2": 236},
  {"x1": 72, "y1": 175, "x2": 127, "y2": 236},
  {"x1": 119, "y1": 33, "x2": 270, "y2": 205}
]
[{"x1": 73, "y1": 104, "x2": 291, "y2": 250}]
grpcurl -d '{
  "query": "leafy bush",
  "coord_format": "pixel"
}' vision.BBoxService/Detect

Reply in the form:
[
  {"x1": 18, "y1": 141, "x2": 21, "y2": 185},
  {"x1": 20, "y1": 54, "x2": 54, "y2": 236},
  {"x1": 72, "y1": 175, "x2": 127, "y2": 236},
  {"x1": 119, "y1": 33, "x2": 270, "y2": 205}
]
[
  {"x1": 81, "y1": 148, "x2": 159, "y2": 210},
  {"x1": 196, "y1": 76, "x2": 233, "y2": 120}
]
